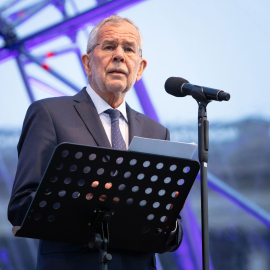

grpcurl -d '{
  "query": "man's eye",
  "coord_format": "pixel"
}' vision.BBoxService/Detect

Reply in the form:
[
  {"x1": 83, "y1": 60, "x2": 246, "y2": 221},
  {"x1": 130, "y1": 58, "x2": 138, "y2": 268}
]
[
  {"x1": 103, "y1": 45, "x2": 115, "y2": 51},
  {"x1": 124, "y1": 47, "x2": 135, "y2": 53}
]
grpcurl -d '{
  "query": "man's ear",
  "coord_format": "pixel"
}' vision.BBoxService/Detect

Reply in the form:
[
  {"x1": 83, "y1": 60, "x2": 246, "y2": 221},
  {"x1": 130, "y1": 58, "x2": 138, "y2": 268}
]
[
  {"x1": 81, "y1": 54, "x2": 92, "y2": 77},
  {"x1": 136, "y1": 59, "x2": 147, "y2": 81}
]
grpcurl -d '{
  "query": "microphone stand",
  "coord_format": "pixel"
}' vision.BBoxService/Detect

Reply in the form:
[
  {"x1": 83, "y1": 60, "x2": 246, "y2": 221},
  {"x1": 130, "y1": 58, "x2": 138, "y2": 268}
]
[{"x1": 191, "y1": 86, "x2": 211, "y2": 270}]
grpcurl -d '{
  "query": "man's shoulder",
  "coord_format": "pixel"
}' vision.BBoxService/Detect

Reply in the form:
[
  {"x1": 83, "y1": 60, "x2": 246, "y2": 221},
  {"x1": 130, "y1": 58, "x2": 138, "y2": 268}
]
[{"x1": 28, "y1": 88, "x2": 86, "y2": 112}]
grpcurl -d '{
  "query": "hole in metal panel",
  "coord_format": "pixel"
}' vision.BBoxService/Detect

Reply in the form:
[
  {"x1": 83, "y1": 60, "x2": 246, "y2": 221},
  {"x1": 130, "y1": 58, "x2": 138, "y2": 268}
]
[
  {"x1": 89, "y1": 154, "x2": 96, "y2": 161},
  {"x1": 158, "y1": 190, "x2": 165, "y2": 196},
  {"x1": 145, "y1": 188, "x2": 152, "y2": 194},
  {"x1": 45, "y1": 188, "x2": 52, "y2": 195},
  {"x1": 92, "y1": 181, "x2": 99, "y2": 187},
  {"x1": 99, "y1": 195, "x2": 107, "y2": 201},
  {"x1": 160, "y1": 216, "x2": 168, "y2": 222},
  {"x1": 78, "y1": 179, "x2": 85, "y2": 186},
  {"x1": 83, "y1": 166, "x2": 91, "y2": 173},
  {"x1": 118, "y1": 184, "x2": 125, "y2": 191},
  {"x1": 113, "y1": 197, "x2": 120, "y2": 203},
  {"x1": 97, "y1": 168, "x2": 104, "y2": 175},
  {"x1": 156, "y1": 163, "x2": 164, "y2": 169},
  {"x1": 170, "y1": 164, "x2": 177, "y2": 171},
  {"x1": 105, "y1": 182, "x2": 112, "y2": 189},
  {"x1": 48, "y1": 215, "x2": 55, "y2": 222},
  {"x1": 64, "y1": 177, "x2": 72, "y2": 184},
  {"x1": 177, "y1": 179, "x2": 185, "y2": 185},
  {"x1": 61, "y1": 150, "x2": 69, "y2": 157},
  {"x1": 151, "y1": 175, "x2": 158, "y2": 182},
  {"x1": 56, "y1": 163, "x2": 63, "y2": 170},
  {"x1": 75, "y1": 152, "x2": 83, "y2": 159},
  {"x1": 166, "y1": 204, "x2": 173, "y2": 210},
  {"x1": 142, "y1": 226, "x2": 149, "y2": 233},
  {"x1": 50, "y1": 176, "x2": 58, "y2": 183},
  {"x1": 39, "y1": 201, "x2": 47, "y2": 208},
  {"x1": 130, "y1": 159, "x2": 137, "y2": 165},
  {"x1": 132, "y1": 186, "x2": 139, "y2": 192},
  {"x1": 34, "y1": 213, "x2": 41, "y2": 220},
  {"x1": 111, "y1": 170, "x2": 118, "y2": 177},
  {"x1": 102, "y1": 155, "x2": 110, "y2": 162},
  {"x1": 70, "y1": 164, "x2": 77, "y2": 172},
  {"x1": 58, "y1": 190, "x2": 66, "y2": 197},
  {"x1": 147, "y1": 214, "x2": 154, "y2": 220},
  {"x1": 164, "y1": 177, "x2": 171, "y2": 184},
  {"x1": 137, "y1": 173, "x2": 144, "y2": 180},
  {"x1": 116, "y1": 157, "x2": 123, "y2": 164},
  {"x1": 143, "y1": 161, "x2": 150, "y2": 167},
  {"x1": 172, "y1": 191, "x2": 179, "y2": 198},
  {"x1": 124, "y1": 172, "x2": 131, "y2": 178},
  {"x1": 155, "y1": 228, "x2": 162, "y2": 234},
  {"x1": 183, "y1": 166, "x2": 190, "y2": 173},
  {"x1": 86, "y1": 193, "x2": 93, "y2": 200},
  {"x1": 53, "y1": 202, "x2": 60, "y2": 209},
  {"x1": 153, "y1": 202, "x2": 160, "y2": 208},
  {"x1": 72, "y1": 192, "x2": 80, "y2": 199},
  {"x1": 139, "y1": 200, "x2": 147, "y2": 206},
  {"x1": 126, "y1": 198, "x2": 133, "y2": 205}
]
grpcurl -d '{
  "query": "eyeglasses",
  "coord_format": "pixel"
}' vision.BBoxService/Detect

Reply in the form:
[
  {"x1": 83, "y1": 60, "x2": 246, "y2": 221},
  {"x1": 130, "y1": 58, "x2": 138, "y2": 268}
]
[{"x1": 88, "y1": 41, "x2": 142, "y2": 57}]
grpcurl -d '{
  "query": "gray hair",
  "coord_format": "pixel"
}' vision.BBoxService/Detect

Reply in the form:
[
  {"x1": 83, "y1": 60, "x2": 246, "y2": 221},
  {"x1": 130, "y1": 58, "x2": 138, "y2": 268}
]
[{"x1": 86, "y1": 15, "x2": 143, "y2": 54}]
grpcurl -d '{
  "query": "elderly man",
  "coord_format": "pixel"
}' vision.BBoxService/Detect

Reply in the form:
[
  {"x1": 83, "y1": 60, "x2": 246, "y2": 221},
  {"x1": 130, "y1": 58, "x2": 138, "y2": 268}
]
[{"x1": 8, "y1": 15, "x2": 183, "y2": 270}]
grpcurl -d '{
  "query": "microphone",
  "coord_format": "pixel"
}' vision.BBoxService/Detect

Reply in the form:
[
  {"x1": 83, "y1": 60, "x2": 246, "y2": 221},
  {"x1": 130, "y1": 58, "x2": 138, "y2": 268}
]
[{"x1": 165, "y1": 77, "x2": 230, "y2": 101}]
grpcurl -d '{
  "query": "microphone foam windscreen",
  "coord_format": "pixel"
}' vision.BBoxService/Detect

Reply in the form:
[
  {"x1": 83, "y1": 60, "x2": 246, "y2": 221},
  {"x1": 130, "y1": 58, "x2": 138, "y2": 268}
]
[{"x1": 165, "y1": 77, "x2": 189, "y2": 97}]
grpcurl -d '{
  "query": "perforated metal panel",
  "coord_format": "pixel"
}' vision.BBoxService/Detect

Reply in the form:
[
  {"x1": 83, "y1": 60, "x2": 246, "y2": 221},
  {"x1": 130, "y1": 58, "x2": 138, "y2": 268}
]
[{"x1": 16, "y1": 143, "x2": 200, "y2": 253}]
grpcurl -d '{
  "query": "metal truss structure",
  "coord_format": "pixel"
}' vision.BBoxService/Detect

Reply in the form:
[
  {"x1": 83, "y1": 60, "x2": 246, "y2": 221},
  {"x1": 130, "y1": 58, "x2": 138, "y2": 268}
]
[{"x1": 0, "y1": 1, "x2": 270, "y2": 270}]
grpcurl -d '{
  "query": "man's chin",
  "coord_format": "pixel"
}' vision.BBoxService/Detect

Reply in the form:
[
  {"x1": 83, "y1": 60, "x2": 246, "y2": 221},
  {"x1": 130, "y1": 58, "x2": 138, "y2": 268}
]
[{"x1": 105, "y1": 82, "x2": 128, "y2": 94}]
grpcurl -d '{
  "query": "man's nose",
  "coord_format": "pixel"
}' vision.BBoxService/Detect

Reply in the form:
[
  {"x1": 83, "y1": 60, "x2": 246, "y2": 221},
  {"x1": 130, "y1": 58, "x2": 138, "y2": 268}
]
[{"x1": 112, "y1": 45, "x2": 125, "y2": 62}]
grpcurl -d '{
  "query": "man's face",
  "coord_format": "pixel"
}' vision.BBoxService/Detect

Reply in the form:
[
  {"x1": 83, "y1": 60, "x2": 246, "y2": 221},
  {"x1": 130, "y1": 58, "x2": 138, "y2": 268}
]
[{"x1": 83, "y1": 21, "x2": 147, "y2": 98}]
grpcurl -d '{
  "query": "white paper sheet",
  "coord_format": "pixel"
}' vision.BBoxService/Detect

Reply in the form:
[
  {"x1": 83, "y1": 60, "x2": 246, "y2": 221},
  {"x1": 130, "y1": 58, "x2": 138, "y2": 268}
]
[{"x1": 128, "y1": 136, "x2": 197, "y2": 159}]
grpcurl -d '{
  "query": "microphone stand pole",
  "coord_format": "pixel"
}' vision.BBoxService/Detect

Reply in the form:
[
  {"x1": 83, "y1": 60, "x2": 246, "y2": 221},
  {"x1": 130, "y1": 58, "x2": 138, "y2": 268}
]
[{"x1": 191, "y1": 86, "x2": 210, "y2": 270}]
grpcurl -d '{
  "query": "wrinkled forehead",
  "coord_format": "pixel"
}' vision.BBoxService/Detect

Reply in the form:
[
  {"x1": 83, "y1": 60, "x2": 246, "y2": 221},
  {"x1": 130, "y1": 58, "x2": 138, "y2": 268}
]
[{"x1": 97, "y1": 21, "x2": 141, "y2": 45}]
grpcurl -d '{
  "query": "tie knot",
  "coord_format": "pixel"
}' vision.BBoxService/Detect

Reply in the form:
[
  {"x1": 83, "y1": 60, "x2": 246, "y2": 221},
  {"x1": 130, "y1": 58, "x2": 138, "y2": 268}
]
[{"x1": 105, "y1": 109, "x2": 121, "y2": 123}]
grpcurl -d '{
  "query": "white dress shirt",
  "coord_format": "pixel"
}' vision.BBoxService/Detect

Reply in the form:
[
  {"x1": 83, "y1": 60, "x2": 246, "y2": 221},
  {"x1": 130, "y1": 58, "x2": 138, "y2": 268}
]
[{"x1": 86, "y1": 84, "x2": 129, "y2": 149}]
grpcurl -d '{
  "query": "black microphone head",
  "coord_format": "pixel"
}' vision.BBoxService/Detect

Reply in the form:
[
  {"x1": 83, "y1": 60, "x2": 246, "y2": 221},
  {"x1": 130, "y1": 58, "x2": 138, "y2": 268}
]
[{"x1": 165, "y1": 77, "x2": 189, "y2": 97}]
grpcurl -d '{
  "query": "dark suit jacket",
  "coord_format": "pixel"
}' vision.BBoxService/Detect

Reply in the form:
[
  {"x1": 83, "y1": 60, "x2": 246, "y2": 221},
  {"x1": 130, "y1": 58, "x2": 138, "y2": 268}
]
[{"x1": 8, "y1": 88, "x2": 183, "y2": 270}]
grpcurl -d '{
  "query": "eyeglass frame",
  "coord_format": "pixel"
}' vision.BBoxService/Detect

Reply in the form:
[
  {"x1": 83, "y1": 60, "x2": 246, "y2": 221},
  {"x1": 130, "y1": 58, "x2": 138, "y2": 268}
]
[{"x1": 88, "y1": 42, "x2": 143, "y2": 58}]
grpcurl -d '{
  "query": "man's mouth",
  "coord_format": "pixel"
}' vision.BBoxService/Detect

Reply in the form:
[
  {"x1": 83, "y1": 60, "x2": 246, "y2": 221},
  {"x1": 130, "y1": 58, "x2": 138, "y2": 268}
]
[{"x1": 108, "y1": 69, "x2": 127, "y2": 75}]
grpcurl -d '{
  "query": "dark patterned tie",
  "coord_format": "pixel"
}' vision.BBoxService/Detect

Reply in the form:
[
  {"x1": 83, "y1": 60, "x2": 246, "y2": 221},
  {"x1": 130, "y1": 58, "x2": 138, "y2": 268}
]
[{"x1": 104, "y1": 109, "x2": 126, "y2": 150}]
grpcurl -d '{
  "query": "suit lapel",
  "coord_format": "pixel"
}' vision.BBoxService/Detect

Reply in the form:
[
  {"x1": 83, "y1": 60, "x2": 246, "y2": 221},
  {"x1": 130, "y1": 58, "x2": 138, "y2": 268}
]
[
  {"x1": 73, "y1": 88, "x2": 111, "y2": 148},
  {"x1": 126, "y1": 103, "x2": 143, "y2": 145}
]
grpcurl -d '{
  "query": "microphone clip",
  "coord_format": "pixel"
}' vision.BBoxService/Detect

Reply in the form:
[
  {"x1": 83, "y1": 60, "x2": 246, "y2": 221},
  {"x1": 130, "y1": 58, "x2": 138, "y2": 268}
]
[{"x1": 190, "y1": 85, "x2": 211, "y2": 107}]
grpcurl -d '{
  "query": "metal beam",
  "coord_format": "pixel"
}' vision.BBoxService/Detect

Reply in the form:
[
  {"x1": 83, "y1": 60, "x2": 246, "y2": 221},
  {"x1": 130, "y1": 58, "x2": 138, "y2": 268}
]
[
  {"x1": 133, "y1": 79, "x2": 160, "y2": 122},
  {"x1": 0, "y1": 0, "x2": 21, "y2": 12},
  {"x1": 22, "y1": 48, "x2": 81, "y2": 93},
  {"x1": 0, "y1": 0, "x2": 145, "y2": 61},
  {"x1": 28, "y1": 77, "x2": 66, "y2": 97},
  {"x1": 15, "y1": 55, "x2": 35, "y2": 103},
  {"x1": 200, "y1": 172, "x2": 270, "y2": 229},
  {"x1": 9, "y1": 0, "x2": 52, "y2": 28}
]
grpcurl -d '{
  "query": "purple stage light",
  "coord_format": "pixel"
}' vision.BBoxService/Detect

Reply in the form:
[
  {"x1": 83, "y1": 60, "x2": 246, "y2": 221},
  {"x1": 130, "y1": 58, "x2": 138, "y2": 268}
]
[
  {"x1": 134, "y1": 79, "x2": 160, "y2": 122},
  {"x1": 28, "y1": 77, "x2": 66, "y2": 97},
  {"x1": 0, "y1": 49, "x2": 16, "y2": 64},
  {"x1": 174, "y1": 202, "x2": 215, "y2": 270},
  {"x1": 199, "y1": 172, "x2": 270, "y2": 229}
]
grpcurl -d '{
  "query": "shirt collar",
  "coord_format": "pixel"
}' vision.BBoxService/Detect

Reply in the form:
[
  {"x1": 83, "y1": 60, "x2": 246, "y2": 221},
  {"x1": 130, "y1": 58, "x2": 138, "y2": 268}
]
[{"x1": 86, "y1": 84, "x2": 128, "y2": 122}]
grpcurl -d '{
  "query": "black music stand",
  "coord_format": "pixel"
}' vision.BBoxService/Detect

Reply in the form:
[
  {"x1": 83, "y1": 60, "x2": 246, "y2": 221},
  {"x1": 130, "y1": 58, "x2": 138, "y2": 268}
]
[{"x1": 13, "y1": 143, "x2": 200, "y2": 269}]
